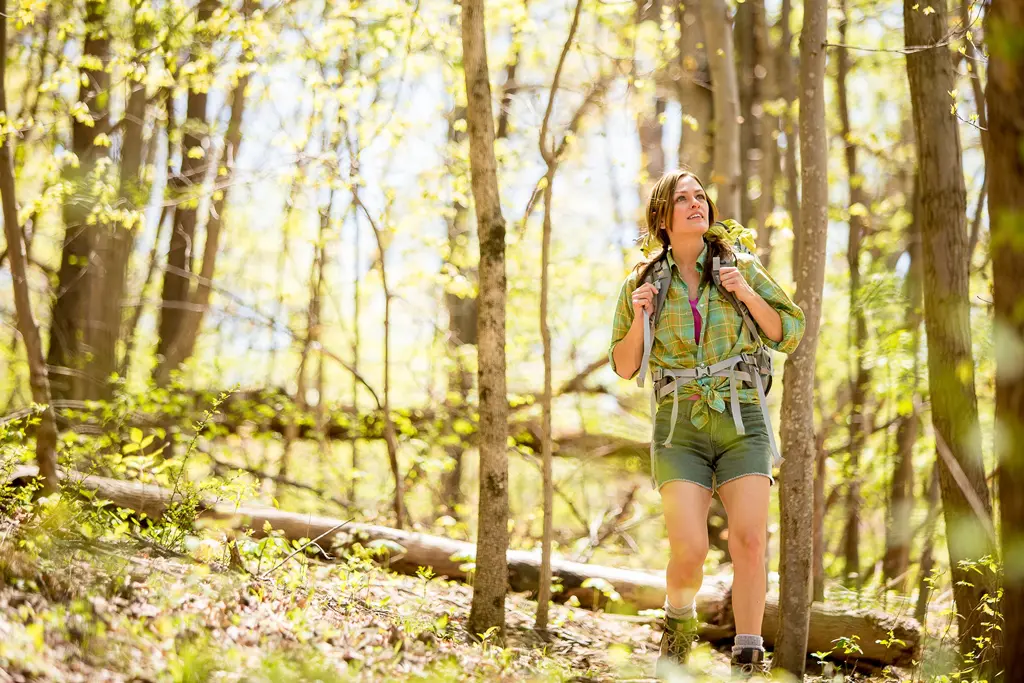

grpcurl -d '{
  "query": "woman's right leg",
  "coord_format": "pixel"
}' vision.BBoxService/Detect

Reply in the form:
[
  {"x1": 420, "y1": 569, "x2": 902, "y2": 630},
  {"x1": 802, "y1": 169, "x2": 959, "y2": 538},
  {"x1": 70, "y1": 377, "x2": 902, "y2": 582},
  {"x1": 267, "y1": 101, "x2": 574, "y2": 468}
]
[{"x1": 660, "y1": 480, "x2": 713, "y2": 609}]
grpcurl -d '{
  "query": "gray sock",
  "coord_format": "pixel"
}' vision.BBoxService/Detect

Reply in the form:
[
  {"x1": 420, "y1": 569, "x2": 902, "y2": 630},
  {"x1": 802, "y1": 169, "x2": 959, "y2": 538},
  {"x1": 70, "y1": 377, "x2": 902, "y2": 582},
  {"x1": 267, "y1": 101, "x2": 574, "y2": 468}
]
[
  {"x1": 664, "y1": 598, "x2": 696, "y2": 620},
  {"x1": 732, "y1": 633, "x2": 764, "y2": 655}
]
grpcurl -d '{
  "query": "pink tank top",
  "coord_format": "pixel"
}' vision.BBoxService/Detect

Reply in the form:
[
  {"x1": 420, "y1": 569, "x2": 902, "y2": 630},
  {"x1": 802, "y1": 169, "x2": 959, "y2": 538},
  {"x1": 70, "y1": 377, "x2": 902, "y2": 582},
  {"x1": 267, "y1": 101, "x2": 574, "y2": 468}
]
[{"x1": 690, "y1": 298, "x2": 702, "y2": 345}]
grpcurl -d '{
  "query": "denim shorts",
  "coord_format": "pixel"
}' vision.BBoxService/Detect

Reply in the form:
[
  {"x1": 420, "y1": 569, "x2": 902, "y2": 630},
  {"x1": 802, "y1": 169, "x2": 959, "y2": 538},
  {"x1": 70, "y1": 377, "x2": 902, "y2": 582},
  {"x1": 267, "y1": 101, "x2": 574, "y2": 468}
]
[{"x1": 650, "y1": 399, "x2": 774, "y2": 492}]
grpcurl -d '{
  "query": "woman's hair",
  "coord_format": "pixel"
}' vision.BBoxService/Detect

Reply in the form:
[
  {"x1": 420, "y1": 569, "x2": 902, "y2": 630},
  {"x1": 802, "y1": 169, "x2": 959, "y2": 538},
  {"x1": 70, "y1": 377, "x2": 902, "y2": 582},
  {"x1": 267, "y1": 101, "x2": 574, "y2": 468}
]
[{"x1": 635, "y1": 169, "x2": 732, "y2": 291}]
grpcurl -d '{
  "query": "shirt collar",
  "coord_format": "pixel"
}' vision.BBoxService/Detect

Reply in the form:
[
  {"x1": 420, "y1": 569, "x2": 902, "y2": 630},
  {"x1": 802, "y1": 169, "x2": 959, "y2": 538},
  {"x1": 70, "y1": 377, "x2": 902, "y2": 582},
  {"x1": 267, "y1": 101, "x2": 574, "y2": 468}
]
[{"x1": 665, "y1": 241, "x2": 709, "y2": 273}]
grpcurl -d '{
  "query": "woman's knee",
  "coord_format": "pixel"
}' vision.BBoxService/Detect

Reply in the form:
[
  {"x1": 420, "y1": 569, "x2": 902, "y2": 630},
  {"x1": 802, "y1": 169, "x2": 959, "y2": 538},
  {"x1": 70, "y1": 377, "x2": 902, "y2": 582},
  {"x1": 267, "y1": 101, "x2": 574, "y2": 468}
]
[
  {"x1": 728, "y1": 526, "x2": 766, "y2": 565},
  {"x1": 668, "y1": 536, "x2": 709, "y2": 571}
]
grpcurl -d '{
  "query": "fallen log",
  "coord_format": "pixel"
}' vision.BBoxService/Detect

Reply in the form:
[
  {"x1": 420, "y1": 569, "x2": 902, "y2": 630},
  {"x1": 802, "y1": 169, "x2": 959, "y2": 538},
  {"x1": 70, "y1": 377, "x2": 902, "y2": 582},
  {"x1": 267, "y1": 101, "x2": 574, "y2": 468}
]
[{"x1": 8, "y1": 466, "x2": 920, "y2": 667}]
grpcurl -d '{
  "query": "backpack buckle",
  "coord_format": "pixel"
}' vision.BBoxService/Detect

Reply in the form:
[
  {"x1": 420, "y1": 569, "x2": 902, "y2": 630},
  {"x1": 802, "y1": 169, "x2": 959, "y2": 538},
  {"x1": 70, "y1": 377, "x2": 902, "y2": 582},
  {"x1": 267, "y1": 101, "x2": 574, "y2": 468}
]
[{"x1": 694, "y1": 364, "x2": 711, "y2": 379}]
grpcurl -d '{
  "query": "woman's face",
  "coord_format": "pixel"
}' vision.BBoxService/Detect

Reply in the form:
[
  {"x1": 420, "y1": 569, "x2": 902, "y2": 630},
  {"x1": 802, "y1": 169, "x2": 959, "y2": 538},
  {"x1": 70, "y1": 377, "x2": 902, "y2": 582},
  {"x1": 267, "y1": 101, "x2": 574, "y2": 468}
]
[{"x1": 669, "y1": 175, "x2": 710, "y2": 235}]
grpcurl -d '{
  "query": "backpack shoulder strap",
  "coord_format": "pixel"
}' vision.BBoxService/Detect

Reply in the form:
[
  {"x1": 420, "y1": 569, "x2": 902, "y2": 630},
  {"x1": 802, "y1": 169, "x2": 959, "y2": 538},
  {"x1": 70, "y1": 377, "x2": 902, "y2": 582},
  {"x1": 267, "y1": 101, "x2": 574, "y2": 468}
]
[
  {"x1": 713, "y1": 253, "x2": 763, "y2": 349},
  {"x1": 637, "y1": 252, "x2": 672, "y2": 388}
]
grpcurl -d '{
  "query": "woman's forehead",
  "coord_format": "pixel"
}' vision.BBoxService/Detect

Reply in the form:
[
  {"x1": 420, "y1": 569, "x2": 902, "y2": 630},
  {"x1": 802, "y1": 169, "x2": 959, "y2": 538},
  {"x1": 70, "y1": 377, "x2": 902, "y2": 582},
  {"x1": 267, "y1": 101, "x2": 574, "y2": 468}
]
[{"x1": 674, "y1": 176, "x2": 703, "y2": 194}]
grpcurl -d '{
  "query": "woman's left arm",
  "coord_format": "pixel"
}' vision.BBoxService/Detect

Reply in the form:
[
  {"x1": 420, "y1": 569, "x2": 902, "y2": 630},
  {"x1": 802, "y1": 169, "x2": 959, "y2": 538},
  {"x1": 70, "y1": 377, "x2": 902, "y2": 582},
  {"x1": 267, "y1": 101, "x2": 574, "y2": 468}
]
[{"x1": 718, "y1": 255, "x2": 806, "y2": 353}]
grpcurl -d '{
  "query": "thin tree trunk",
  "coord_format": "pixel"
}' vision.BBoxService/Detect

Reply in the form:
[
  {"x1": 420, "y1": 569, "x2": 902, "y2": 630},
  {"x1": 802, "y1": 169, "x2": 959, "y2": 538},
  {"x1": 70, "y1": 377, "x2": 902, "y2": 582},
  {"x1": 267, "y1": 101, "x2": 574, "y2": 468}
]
[
  {"x1": 154, "y1": 0, "x2": 217, "y2": 386},
  {"x1": 775, "y1": 0, "x2": 827, "y2": 673},
  {"x1": 812, "y1": 424, "x2": 827, "y2": 602},
  {"x1": 904, "y1": 0, "x2": 998, "y2": 665},
  {"x1": 914, "y1": 460, "x2": 940, "y2": 625},
  {"x1": 356, "y1": 193, "x2": 405, "y2": 529},
  {"x1": 735, "y1": 0, "x2": 761, "y2": 226},
  {"x1": 47, "y1": 0, "x2": 111, "y2": 401},
  {"x1": 698, "y1": 0, "x2": 741, "y2": 218},
  {"x1": 161, "y1": 6, "x2": 253, "y2": 373},
  {"x1": 534, "y1": 0, "x2": 583, "y2": 631},
  {"x1": 350, "y1": 197, "x2": 361, "y2": 506},
  {"x1": 883, "y1": 176, "x2": 923, "y2": 591},
  {"x1": 0, "y1": 0, "x2": 58, "y2": 493},
  {"x1": 441, "y1": 104, "x2": 474, "y2": 513},
  {"x1": 120, "y1": 205, "x2": 171, "y2": 378},
  {"x1": 462, "y1": 0, "x2": 510, "y2": 639},
  {"x1": 988, "y1": 0, "x2": 1024, "y2": 676},
  {"x1": 90, "y1": 1, "x2": 156, "y2": 398},
  {"x1": 778, "y1": 0, "x2": 800, "y2": 277},
  {"x1": 675, "y1": 1, "x2": 712, "y2": 180},
  {"x1": 837, "y1": 0, "x2": 870, "y2": 589},
  {"x1": 752, "y1": 0, "x2": 777, "y2": 263}
]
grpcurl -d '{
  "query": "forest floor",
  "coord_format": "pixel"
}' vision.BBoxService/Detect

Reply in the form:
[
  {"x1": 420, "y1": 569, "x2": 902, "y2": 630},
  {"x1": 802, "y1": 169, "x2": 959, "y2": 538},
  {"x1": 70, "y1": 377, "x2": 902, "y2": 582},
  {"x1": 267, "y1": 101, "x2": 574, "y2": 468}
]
[{"x1": 0, "y1": 502, "x2": 906, "y2": 683}]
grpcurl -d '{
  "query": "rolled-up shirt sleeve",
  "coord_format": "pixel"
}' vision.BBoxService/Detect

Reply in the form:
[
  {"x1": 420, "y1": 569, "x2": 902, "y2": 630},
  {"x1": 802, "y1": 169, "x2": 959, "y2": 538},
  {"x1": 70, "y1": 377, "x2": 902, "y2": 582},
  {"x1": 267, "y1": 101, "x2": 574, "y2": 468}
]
[
  {"x1": 738, "y1": 253, "x2": 805, "y2": 354},
  {"x1": 608, "y1": 271, "x2": 639, "y2": 377}
]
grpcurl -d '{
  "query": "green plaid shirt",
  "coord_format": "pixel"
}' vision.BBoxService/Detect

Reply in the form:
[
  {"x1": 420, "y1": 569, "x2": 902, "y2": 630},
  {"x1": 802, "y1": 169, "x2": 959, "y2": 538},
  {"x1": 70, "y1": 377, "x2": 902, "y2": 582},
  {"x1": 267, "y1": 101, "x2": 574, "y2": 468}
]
[{"x1": 609, "y1": 245, "x2": 805, "y2": 429}]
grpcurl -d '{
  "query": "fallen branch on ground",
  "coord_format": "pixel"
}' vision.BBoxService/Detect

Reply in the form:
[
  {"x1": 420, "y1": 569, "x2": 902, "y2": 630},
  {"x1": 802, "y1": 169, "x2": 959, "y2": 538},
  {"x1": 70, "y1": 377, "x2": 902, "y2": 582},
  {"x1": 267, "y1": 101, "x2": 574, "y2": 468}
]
[{"x1": 7, "y1": 465, "x2": 921, "y2": 668}]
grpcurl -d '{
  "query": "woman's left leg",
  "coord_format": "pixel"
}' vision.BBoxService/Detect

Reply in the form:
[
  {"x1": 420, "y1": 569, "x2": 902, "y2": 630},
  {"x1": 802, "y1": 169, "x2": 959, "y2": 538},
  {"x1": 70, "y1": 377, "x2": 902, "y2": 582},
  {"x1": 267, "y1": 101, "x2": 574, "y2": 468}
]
[{"x1": 717, "y1": 474, "x2": 771, "y2": 635}]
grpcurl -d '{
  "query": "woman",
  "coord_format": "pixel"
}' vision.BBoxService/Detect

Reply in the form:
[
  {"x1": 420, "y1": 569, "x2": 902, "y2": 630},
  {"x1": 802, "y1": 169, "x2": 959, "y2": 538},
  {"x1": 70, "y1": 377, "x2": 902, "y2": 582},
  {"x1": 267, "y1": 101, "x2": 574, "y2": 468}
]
[{"x1": 608, "y1": 170, "x2": 805, "y2": 676}]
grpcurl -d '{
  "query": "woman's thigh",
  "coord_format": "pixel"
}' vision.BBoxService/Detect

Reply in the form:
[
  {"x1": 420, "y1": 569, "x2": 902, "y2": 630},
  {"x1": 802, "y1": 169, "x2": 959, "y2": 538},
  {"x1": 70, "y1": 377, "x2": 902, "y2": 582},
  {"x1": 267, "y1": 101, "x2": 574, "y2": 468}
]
[{"x1": 660, "y1": 480, "x2": 714, "y2": 553}]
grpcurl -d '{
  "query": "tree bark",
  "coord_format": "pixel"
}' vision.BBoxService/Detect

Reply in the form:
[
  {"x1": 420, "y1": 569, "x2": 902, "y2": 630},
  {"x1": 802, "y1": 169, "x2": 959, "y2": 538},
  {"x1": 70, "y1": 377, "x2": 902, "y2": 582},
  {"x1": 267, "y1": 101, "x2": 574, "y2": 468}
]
[
  {"x1": 735, "y1": 0, "x2": 762, "y2": 226},
  {"x1": 904, "y1": 0, "x2": 998, "y2": 665},
  {"x1": 90, "y1": 1, "x2": 157, "y2": 399},
  {"x1": 534, "y1": 0, "x2": 584, "y2": 630},
  {"x1": 441, "y1": 103, "x2": 474, "y2": 514},
  {"x1": 837, "y1": 0, "x2": 871, "y2": 590},
  {"x1": 987, "y1": 0, "x2": 1024, "y2": 677},
  {"x1": 461, "y1": 0, "x2": 510, "y2": 639},
  {"x1": 0, "y1": 0, "x2": 58, "y2": 493},
  {"x1": 883, "y1": 182, "x2": 923, "y2": 591},
  {"x1": 47, "y1": 0, "x2": 111, "y2": 401},
  {"x1": 777, "y1": 0, "x2": 800, "y2": 277},
  {"x1": 674, "y1": 1, "x2": 712, "y2": 180},
  {"x1": 914, "y1": 460, "x2": 940, "y2": 625},
  {"x1": 775, "y1": 0, "x2": 827, "y2": 673},
  {"x1": 697, "y1": 0, "x2": 741, "y2": 218},
  {"x1": 753, "y1": 0, "x2": 776, "y2": 265},
  {"x1": 161, "y1": 4, "x2": 253, "y2": 374},
  {"x1": 154, "y1": 0, "x2": 217, "y2": 386}
]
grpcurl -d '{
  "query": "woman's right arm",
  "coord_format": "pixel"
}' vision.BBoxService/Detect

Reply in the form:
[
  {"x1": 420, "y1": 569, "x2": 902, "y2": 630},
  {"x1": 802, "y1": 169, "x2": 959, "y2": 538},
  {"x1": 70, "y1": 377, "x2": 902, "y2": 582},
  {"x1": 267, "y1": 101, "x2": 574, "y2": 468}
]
[{"x1": 609, "y1": 279, "x2": 658, "y2": 380}]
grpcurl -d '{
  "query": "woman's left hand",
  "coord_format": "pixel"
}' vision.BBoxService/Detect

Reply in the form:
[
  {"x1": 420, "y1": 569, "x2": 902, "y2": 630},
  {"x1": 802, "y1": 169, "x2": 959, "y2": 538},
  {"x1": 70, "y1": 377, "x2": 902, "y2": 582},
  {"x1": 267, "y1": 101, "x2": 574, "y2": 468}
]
[{"x1": 718, "y1": 266, "x2": 755, "y2": 303}]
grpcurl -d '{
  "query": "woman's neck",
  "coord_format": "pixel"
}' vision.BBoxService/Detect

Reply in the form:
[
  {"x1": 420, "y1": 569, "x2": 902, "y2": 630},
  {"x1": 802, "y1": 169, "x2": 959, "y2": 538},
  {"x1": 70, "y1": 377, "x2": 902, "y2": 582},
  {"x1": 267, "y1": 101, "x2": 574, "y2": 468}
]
[{"x1": 668, "y1": 232, "x2": 705, "y2": 271}]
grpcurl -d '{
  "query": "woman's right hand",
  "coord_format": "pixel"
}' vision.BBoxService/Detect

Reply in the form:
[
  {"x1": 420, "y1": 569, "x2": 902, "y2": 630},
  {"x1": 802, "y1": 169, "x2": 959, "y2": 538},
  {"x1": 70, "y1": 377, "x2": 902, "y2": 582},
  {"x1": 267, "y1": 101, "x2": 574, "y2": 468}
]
[{"x1": 632, "y1": 282, "x2": 658, "y2": 318}]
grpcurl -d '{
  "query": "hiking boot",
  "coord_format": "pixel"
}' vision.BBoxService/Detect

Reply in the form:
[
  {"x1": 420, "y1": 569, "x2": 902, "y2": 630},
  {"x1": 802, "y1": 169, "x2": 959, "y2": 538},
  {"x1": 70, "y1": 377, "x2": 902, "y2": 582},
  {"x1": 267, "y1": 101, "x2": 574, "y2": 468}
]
[
  {"x1": 730, "y1": 647, "x2": 770, "y2": 678},
  {"x1": 654, "y1": 615, "x2": 698, "y2": 678}
]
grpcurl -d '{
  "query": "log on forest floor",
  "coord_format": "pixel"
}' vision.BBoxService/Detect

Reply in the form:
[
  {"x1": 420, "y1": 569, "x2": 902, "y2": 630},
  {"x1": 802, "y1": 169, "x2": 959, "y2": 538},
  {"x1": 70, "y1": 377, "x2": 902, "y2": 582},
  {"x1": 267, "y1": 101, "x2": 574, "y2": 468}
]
[{"x1": 8, "y1": 465, "x2": 920, "y2": 668}]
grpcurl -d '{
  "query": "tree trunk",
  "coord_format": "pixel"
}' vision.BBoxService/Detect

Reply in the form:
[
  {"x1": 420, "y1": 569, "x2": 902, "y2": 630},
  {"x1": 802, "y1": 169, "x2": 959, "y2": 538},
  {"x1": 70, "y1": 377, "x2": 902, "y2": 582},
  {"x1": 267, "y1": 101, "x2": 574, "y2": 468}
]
[
  {"x1": 0, "y1": 1, "x2": 58, "y2": 493},
  {"x1": 155, "y1": 0, "x2": 217, "y2": 386},
  {"x1": 777, "y1": 0, "x2": 800, "y2": 277},
  {"x1": 161, "y1": 5, "x2": 253, "y2": 374},
  {"x1": 988, "y1": 0, "x2": 1024, "y2": 677},
  {"x1": 47, "y1": 0, "x2": 111, "y2": 401},
  {"x1": 914, "y1": 460, "x2": 940, "y2": 625},
  {"x1": 441, "y1": 105, "x2": 474, "y2": 514},
  {"x1": 674, "y1": 1, "x2": 712, "y2": 180},
  {"x1": 697, "y1": 0, "x2": 741, "y2": 218},
  {"x1": 637, "y1": 97, "x2": 665, "y2": 199},
  {"x1": 837, "y1": 0, "x2": 871, "y2": 589},
  {"x1": 904, "y1": 0, "x2": 998, "y2": 664},
  {"x1": 90, "y1": 2, "x2": 156, "y2": 399},
  {"x1": 461, "y1": 0, "x2": 510, "y2": 639},
  {"x1": 753, "y1": 0, "x2": 777, "y2": 266},
  {"x1": 735, "y1": 0, "x2": 761, "y2": 226},
  {"x1": 534, "y1": 0, "x2": 583, "y2": 630},
  {"x1": 812, "y1": 427, "x2": 827, "y2": 602},
  {"x1": 775, "y1": 0, "x2": 827, "y2": 673},
  {"x1": 884, "y1": 189, "x2": 923, "y2": 591}
]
